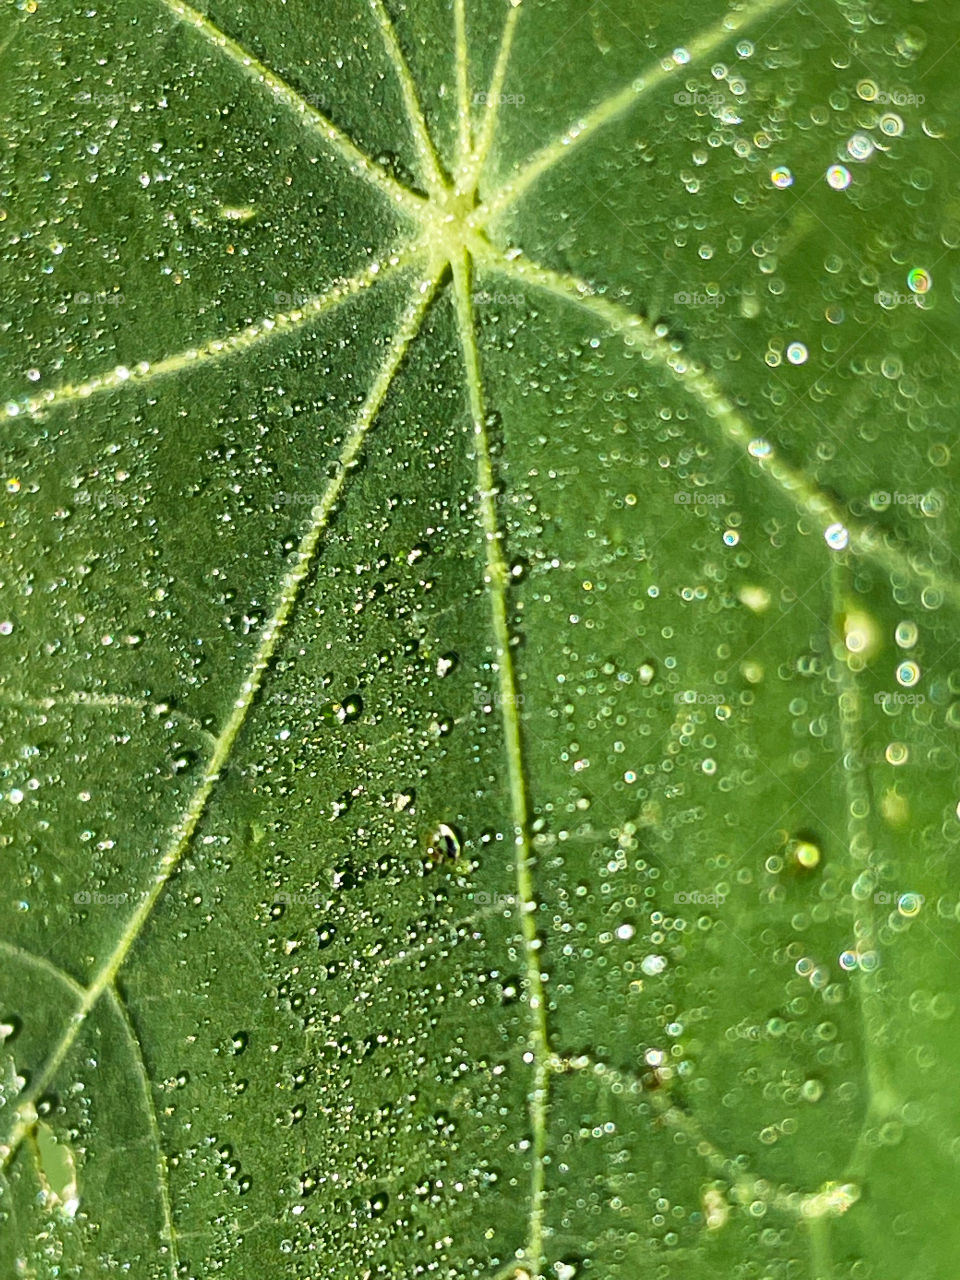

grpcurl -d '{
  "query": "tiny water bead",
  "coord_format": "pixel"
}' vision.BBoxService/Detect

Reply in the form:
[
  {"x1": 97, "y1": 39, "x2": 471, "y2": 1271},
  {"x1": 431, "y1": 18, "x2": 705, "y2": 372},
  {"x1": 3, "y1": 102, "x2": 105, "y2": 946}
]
[
  {"x1": 824, "y1": 522, "x2": 849, "y2": 550},
  {"x1": 722, "y1": 529, "x2": 740, "y2": 546},
  {"x1": 897, "y1": 892, "x2": 924, "y2": 918},
  {"x1": 847, "y1": 132, "x2": 874, "y2": 160},
  {"x1": 791, "y1": 839, "x2": 821, "y2": 870},
  {"x1": 907, "y1": 267, "x2": 931, "y2": 294},
  {"x1": 425, "y1": 822, "x2": 461, "y2": 864},
  {"x1": 826, "y1": 164, "x2": 851, "y2": 190},
  {"x1": 786, "y1": 341, "x2": 808, "y2": 365},
  {"x1": 879, "y1": 113, "x2": 905, "y2": 137},
  {"x1": 319, "y1": 693, "x2": 363, "y2": 726},
  {"x1": 896, "y1": 660, "x2": 921, "y2": 687},
  {"x1": 839, "y1": 950, "x2": 859, "y2": 971},
  {"x1": 770, "y1": 166, "x2": 794, "y2": 188},
  {"x1": 895, "y1": 620, "x2": 918, "y2": 649},
  {"x1": 885, "y1": 741, "x2": 909, "y2": 766}
]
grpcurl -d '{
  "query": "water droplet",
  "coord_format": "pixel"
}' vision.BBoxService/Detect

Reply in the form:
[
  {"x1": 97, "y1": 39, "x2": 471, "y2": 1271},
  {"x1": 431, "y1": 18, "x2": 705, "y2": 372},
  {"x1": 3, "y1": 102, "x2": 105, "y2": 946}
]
[
  {"x1": 791, "y1": 839, "x2": 821, "y2": 869},
  {"x1": 826, "y1": 164, "x2": 852, "y2": 190},
  {"x1": 907, "y1": 267, "x2": 931, "y2": 294},
  {"x1": 824, "y1": 522, "x2": 849, "y2": 550},
  {"x1": 436, "y1": 651, "x2": 458, "y2": 678},
  {"x1": 897, "y1": 892, "x2": 923, "y2": 917},
  {"x1": 722, "y1": 529, "x2": 739, "y2": 546},
  {"x1": 847, "y1": 132, "x2": 874, "y2": 160},
  {"x1": 880, "y1": 112, "x2": 904, "y2": 137},
  {"x1": 367, "y1": 1190, "x2": 389, "y2": 1218},
  {"x1": 770, "y1": 166, "x2": 794, "y2": 188},
  {"x1": 894, "y1": 620, "x2": 918, "y2": 649},
  {"x1": 641, "y1": 953, "x2": 667, "y2": 976},
  {"x1": 425, "y1": 822, "x2": 461, "y2": 863},
  {"x1": 320, "y1": 693, "x2": 363, "y2": 726},
  {"x1": 786, "y1": 341, "x2": 808, "y2": 365},
  {"x1": 896, "y1": 660, "x2": 920, "y2": 687}
]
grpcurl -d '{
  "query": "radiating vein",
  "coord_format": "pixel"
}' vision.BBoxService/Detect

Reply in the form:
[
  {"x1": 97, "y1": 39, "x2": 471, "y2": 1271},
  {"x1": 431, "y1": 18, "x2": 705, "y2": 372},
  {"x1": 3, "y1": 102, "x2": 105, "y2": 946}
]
[
  {"x1": 0, "y1": 941, "x2": 85, "y2": 1001},
  {"x1": 450, "y1": 247, "x2": 550, "y2": 1274},
  {"x1": 479, "y1": 0, "x2": 796, "y2": 222},
  {"x1": 453, "y1": 0, "x2": 473, "y2": 176},
  {"x1": 465, "y1": 0, "x2": 523, "y2": 197},
  {"x1": 109, "y1": 989, "x2": 179, "y2": 1280},
  {"x1": 369, "y1": 0, "x2": 445, "y2": 192},
  {"x1": 553, "y1": 1053, "x2": 860, "y2": 1219},
  {"x1": 0, "y1": 266, "x2": 442, "y2": 1175},
  {"x1": 0, "y1": 690, "x2": 216, "y2": 749},
  {"x1": 5, "y1": 247, "x2": 420, "y2": 422},
  {"x1": 484, "y1": 250, "x2": 960, "y2": 610},
  {"x1": 156, "y1": 0, "x2": 425, "y2": 215}
]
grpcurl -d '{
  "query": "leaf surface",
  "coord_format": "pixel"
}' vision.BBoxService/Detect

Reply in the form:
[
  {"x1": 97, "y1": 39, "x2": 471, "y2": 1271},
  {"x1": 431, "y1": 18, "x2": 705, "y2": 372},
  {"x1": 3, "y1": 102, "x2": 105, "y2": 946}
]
[{"x1": 1, "y1": 1, "x2": 959, "y2": 1277}]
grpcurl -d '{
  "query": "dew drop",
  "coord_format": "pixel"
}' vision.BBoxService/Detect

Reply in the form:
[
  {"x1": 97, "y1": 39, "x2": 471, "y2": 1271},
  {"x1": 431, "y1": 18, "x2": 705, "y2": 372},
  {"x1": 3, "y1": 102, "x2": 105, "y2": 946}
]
[
  {"x1": 824, "y1": 522, "x2": 849, "y2": 550},
  {"x1": 896, "y1": 660, "x2": 920, "y2": 687}
]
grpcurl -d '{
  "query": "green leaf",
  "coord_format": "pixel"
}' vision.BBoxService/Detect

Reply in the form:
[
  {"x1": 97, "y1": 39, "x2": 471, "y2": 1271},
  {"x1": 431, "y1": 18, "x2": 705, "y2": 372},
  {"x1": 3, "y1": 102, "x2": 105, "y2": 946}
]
[{"x1": 1, "y1": 1, "x2": 958, "y2": 1277}]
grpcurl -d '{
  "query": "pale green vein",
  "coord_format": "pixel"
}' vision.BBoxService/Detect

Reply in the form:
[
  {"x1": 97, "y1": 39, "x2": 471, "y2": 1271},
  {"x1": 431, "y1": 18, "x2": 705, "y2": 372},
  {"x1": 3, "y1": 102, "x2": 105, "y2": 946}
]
[
  {"x1": 0, "y1": 942, "x2": 84, "y2": 1002},
  {"x1": 828, "y1": 560, "x2": 899, "y2": 1183},
  {"x1": 0, "y1": 266, "x2": 442, "y2": 1174},
  {"x1": 156, "y1": 0, "x2": 425, "y2": 215},
  {"x1": 5, "y1": 247, "x2": 420, "y2": 422},
  {"x1": 465, "y1": 0, "x2": 523, "y2": 197},
  {"x1": 108, "y1": 989, "x2": 178, "y2": 1280},
  {"x1": 369, "y1": 0, "x2": 445, "y2": 193},
  {"x1": 451, "y1": 247, "x2": 550, "y2": 1276},
  {"x1": 478, "y1": 0, "x2": 796, "y2": 223},
  {"x1": 453, "y1": 0, "x2": 473, "y2": 178},
  {"x1": 553, "y1": 1054, "x2": 861, "y2": 1221},
  {"x1": 485, "y1": 251, "x2": 960, "y2": 610},
  {"x1": 0, "y1": 690, "x2": 215, "y2": 750}
]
